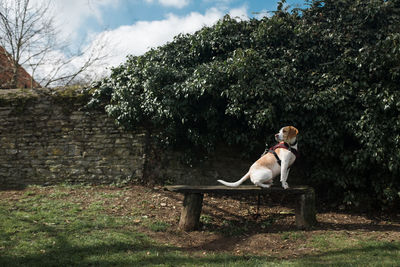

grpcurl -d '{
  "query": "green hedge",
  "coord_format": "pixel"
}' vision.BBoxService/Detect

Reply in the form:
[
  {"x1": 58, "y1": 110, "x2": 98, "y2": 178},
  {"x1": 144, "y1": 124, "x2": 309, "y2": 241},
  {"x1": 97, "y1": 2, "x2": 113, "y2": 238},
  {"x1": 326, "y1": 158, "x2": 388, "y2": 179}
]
[{"x1": 89, "y1": 0, "x2": 400, "y2": 210}]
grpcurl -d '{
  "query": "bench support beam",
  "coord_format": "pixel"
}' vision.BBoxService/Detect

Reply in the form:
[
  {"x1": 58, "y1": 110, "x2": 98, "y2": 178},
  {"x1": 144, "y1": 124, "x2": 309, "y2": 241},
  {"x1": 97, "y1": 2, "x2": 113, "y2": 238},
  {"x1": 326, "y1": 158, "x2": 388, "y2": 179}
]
[
  {"x1": 178, "y1": 193, "x2": 203, "y2": 231},
  {"x1": 294, "y1": 188, "x2": 317, "y2": 229}
]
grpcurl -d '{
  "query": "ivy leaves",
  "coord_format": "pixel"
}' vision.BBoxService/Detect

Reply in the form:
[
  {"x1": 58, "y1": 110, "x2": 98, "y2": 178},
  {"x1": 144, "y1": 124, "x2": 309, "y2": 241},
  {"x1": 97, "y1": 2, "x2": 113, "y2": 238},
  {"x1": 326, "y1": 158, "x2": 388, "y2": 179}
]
[{"x1": 89, "y1": 0, "x2": 400, "y2": 209}]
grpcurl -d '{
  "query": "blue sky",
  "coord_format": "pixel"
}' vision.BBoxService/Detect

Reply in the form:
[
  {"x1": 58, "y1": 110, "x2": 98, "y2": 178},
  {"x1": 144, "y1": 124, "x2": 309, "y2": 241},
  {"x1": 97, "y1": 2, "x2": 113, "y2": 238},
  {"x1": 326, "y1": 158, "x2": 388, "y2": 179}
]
[
  {"x1": 86, "y1": 0, "x2": 306, "y2": 32},
  {"x1": 31, "y1": 0, "x2": 307, "y2": 80}
]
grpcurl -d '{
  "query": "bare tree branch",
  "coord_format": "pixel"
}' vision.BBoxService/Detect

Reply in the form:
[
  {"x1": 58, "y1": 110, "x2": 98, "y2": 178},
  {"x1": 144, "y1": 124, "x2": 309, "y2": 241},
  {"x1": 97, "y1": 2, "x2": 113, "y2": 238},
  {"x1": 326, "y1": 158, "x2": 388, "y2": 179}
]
[{"x1": 0, "y1": 0, "x2": 108, "y2": 88}]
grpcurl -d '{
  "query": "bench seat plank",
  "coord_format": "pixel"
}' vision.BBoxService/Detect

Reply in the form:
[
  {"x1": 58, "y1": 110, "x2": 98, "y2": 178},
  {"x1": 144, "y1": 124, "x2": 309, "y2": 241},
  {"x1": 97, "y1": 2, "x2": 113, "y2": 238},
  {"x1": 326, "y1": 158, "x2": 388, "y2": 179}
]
[{"x1": 165, "y1": 185, "x2": 312, "y2": 195}]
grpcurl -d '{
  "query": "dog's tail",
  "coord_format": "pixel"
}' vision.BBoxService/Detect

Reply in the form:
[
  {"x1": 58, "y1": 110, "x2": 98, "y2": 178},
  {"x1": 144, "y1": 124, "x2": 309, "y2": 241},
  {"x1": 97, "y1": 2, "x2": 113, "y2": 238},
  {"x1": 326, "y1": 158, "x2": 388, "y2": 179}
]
[{"x1": 217, "y1": 172, "x2": 250, "y2": 187}]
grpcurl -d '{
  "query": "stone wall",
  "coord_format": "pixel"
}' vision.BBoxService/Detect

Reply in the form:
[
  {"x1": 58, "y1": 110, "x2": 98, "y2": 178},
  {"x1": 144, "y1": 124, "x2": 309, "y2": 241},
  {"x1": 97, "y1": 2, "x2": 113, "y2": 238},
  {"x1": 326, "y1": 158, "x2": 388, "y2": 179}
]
[
  {"x1": 0, "y1": 88, "x2": 146, "y2": 188},
  {"x1": 0, "y1": 88, "x2": 253, "y2": 188}
]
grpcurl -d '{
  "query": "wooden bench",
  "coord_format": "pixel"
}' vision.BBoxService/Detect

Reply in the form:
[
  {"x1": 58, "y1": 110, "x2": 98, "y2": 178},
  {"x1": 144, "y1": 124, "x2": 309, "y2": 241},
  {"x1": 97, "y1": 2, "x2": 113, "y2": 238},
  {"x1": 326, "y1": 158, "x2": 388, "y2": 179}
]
[{"x1": 164, "y1": 185, "x2": 317, "y2": 231}]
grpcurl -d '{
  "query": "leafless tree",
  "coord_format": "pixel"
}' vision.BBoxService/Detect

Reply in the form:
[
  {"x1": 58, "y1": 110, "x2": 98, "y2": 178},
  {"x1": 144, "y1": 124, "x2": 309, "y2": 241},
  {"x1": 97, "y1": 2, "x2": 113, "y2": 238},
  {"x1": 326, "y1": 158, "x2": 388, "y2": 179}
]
[{"x1": 0, "y1": 0, "x2": 108, "y2": 88}]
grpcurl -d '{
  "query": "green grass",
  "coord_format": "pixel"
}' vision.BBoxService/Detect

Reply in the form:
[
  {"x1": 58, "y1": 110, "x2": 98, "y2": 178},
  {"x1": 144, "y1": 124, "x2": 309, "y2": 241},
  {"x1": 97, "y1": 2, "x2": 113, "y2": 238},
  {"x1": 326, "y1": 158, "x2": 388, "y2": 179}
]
[
  {"x1": 280, "y1": 231, "x2": 306, "y2": 241},
  {"x1": 147, "y1": 221, "x2": 170, "y2": 232},
  {"x1": 277, "y1": 232, "x2": 400, "y2": 266},
  {"x1": 1, "y1": 185, "x2": 400, "y2": 266},
  {"x1": 284, "y1": 241, "x2": 400, "y2": 266},
  {"x1": 0, "y1": 186, "x2": 266, "y2": 266}
]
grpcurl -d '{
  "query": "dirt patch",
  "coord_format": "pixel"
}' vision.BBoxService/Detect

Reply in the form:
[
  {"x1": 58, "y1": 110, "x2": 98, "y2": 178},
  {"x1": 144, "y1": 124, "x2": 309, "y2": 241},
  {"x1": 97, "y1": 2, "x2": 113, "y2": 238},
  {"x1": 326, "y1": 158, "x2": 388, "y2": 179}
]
[{"x1": 2, "y1": 185, "x2": 400, "y2": 258}]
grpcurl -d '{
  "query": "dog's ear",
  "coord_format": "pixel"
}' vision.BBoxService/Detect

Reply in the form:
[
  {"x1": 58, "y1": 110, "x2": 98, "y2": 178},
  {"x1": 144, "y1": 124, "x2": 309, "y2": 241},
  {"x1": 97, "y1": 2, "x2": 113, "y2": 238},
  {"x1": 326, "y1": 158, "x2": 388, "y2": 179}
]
[{"x1": 290, "y1": 126, "x2": 299, "y2": 136}]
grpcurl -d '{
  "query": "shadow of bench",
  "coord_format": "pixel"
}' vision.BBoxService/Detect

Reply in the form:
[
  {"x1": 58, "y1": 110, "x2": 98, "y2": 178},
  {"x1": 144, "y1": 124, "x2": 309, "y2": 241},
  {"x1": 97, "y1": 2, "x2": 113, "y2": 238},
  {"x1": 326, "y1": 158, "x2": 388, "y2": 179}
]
[{"x1": 164, "y1": 185, "x2": 317, "y2": 231}]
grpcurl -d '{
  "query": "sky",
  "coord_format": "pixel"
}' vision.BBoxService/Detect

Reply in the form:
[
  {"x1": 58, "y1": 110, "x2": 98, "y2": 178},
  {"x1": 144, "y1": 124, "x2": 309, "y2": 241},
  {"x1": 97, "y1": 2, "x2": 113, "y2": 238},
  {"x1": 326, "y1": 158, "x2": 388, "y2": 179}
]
[{"x1": 32, "y1": 0, "x2": 307, "y2": 82}]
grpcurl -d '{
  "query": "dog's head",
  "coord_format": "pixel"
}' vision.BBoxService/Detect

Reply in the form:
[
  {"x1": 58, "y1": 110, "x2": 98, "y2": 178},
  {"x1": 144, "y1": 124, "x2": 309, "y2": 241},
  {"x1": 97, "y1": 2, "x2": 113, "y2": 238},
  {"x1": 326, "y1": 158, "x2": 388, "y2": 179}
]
[{"x1": 275, "y1": 126, "x2": 299, "y2": 145}]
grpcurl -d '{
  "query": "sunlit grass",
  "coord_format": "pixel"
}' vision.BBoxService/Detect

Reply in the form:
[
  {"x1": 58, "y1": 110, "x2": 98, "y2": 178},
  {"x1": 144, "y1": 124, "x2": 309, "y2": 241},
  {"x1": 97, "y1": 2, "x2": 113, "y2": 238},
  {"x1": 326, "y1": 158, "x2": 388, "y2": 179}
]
[{"x1": 1, "y1": 185, "x2": 399, "y2": 266}]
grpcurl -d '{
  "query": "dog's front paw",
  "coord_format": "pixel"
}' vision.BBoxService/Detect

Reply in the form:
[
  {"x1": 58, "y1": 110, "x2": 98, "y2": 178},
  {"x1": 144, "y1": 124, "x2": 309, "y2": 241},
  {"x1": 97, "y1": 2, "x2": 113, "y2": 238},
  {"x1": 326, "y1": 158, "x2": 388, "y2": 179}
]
[{"x1": 282, "y1": 182, "x2": 289, "y2": 189}]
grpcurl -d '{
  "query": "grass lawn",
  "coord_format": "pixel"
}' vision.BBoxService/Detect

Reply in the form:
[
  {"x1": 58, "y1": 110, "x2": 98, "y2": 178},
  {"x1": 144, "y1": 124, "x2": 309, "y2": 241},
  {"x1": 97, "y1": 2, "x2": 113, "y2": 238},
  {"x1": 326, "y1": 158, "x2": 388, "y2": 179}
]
[{"x1": 0, "y1": 185, "x2": 399, "y2": 266}]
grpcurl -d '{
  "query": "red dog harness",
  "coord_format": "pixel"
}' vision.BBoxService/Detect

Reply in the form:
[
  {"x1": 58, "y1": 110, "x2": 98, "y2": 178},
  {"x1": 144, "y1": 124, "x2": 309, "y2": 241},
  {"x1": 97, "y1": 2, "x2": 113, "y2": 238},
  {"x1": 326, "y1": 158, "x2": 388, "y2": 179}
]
[{"x1": 268, "y1": 142, "x2": 298, "y2": 166}]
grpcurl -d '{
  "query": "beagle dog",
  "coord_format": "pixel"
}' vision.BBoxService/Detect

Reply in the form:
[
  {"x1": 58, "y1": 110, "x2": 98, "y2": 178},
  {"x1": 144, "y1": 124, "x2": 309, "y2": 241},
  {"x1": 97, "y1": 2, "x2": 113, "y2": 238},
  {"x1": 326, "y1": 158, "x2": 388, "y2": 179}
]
[{"x1": 217, "y1": 126, "x2": 299, "y2": 189}]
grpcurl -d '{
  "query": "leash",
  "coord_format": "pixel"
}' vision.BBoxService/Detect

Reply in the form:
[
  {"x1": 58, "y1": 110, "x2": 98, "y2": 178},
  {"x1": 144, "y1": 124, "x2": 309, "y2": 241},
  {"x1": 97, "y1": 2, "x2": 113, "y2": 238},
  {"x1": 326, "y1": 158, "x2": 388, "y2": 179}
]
[
  {"x1": 252, "y1": 193, "x2": 262, "y2": 220},
  {"x1": 260, "y1": 141, "x2": 269, "y2": 157},
  {"x1": 253, "y1": 139, "x2": 298, "y2": 219}
]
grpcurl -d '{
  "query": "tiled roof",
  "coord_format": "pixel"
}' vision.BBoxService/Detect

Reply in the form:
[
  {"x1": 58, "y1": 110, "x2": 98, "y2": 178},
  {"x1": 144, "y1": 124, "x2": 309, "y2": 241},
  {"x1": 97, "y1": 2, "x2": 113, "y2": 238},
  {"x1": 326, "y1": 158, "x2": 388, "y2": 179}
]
[{"x1": 0, "y1": 46, "x2": 41, "y2": 89}]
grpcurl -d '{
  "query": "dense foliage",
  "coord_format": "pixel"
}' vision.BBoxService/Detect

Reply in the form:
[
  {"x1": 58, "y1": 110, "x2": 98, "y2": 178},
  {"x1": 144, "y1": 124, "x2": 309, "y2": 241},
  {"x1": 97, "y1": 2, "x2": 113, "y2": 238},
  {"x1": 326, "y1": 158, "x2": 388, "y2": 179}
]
[{"x1": 89, "y1": 0, "x2": 400, "y2": 210}]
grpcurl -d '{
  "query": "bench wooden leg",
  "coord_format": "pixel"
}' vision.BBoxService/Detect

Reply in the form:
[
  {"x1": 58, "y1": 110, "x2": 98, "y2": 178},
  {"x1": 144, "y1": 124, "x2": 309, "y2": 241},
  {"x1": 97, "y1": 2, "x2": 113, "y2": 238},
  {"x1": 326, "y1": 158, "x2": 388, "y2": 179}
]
[
  {"x1": 178, "y1": 193, "x2": 203, "y2": 231},
  {"x1": 295, "y1": 188, "x2": 317, "y2": 229}
]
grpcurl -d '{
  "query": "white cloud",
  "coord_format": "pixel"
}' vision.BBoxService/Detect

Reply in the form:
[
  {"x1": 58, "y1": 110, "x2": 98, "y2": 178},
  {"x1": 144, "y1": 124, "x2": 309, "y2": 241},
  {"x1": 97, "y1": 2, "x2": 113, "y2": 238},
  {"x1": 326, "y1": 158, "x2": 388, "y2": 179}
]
[
  {"x1": 37, "y1": 0, "x2": 120, "y2": 41},
  {"x1": 30, "y1": 7, "x2": 228, "y2": 83},
  {"x1": 253, "y1": 9, "x2": 272, "y2": 20},
  {"x1": 202, "y1": 0, "x2": 232, "y2": 4},
  {"x1": 89, "y1": 7, "x2": 225, "y2": 68},
  {"x1": 158, "y1": 0, "x2": 189, "y2": 8},
  {"x1": 19, "y1": 1, "x2": 250, "y2": 84},
  {"x1": 145, "y1": 0, "x2": 189, "y2": 9},
  {"x1": 29, "y1": 33, "x2": 111, "y2": 86},
  {"x1": 229, "y1": 5, "x2": 249, "y2": 20},
  {"x1": 3, "y1": 0, "x2": 117, "y2": 42}
]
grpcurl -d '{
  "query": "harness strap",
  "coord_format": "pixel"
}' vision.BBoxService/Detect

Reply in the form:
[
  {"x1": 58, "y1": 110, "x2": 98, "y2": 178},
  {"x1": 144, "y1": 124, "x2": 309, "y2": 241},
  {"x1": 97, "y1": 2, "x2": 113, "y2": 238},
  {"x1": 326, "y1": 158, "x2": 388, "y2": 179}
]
[
  {"x1": 269, "y1": 150, "x2": 282, "y2": 166},
  {"x1": 267, "y1": 141, "x2": 298, "y2": 166}
]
